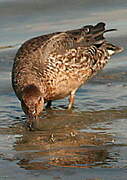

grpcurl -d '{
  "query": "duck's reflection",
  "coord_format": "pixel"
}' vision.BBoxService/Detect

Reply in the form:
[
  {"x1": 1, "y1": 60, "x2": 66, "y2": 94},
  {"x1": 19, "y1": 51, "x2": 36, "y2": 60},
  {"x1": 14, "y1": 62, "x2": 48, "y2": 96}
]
[{"x1": 13, "y1": 109, "x2": 115, "y2": 170}]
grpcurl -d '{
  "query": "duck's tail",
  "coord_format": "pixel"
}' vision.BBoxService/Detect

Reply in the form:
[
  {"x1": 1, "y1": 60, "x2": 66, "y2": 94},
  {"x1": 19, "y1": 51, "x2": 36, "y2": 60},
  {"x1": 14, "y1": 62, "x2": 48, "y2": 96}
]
[{"x1": 82, "y1": 22, "x2": 117, "y2": 46}]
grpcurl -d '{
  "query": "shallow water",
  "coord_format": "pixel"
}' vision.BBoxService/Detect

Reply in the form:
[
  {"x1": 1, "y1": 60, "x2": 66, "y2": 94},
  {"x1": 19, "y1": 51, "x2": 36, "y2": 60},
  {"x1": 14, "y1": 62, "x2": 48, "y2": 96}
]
[{"x1": 0, "y1": 0, "x2": 127, "y2": 179}]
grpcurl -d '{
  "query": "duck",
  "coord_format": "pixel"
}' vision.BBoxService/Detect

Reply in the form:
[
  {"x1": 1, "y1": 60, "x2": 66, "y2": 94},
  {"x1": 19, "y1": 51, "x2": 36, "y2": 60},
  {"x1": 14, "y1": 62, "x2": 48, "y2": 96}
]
[{"x1": 12, "y1": 22, "x2": 123, "y2": 119}]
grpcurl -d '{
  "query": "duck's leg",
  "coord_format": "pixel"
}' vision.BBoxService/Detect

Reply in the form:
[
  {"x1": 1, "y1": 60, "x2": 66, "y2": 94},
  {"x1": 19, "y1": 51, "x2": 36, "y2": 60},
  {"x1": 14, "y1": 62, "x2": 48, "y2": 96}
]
[
  {"x1": 46, "y1": 100, "x2": 52, "y2": 109},
  {"x1": 68, "y1": 90, "x2": 77, "y2": 110}
]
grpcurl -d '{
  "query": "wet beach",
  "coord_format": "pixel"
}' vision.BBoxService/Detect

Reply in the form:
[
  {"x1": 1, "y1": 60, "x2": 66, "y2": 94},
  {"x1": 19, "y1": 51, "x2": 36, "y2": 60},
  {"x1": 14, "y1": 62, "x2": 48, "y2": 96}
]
[{"x1": 0, "y1": 0, "x2": 127, "y2": 179}]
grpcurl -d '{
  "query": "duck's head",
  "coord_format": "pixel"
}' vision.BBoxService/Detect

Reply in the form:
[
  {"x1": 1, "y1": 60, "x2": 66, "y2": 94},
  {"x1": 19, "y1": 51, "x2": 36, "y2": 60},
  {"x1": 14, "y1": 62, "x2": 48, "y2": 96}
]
[{"x1": 21, "y1": 85, "x2": 44, "y2": 119}]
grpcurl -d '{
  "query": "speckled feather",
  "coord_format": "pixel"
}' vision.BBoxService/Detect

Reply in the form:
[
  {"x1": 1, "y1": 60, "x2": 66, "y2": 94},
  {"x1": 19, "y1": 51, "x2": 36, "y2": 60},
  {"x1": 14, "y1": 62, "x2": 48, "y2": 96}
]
[{"x1": 12, "y1": 22, "x2": 122, "y2": 106}]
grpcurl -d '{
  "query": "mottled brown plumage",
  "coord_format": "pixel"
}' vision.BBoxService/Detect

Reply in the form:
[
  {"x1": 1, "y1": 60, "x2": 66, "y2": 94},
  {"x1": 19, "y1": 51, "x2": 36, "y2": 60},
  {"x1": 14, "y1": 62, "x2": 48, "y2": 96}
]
[{"x1": 12, "y1": 22, "x2": 123, "y2": 118}]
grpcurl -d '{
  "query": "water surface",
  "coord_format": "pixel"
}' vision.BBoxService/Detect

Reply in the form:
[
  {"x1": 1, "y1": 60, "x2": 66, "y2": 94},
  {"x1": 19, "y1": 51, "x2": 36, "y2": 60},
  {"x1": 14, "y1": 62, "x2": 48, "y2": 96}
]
[{"x1": 0, "y1": 0, "x2": 127, "y2": 179}]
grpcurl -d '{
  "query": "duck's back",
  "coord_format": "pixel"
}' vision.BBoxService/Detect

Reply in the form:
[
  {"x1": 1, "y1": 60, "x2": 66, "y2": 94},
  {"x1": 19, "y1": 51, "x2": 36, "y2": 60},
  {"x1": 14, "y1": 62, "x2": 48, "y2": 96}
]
[{"x1": 12, "y1": 22, "x2": 121, "y2": 102}]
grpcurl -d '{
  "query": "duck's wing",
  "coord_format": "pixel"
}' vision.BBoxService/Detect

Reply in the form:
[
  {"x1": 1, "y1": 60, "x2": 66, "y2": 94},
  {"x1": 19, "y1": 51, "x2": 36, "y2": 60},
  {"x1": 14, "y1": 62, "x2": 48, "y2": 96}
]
[
  {"x1": 41, "y1": 32, "x2": 74, "y2": 60},
  {"x1": 42, "y1": 22, "x2": 116, "y2": 60}
]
